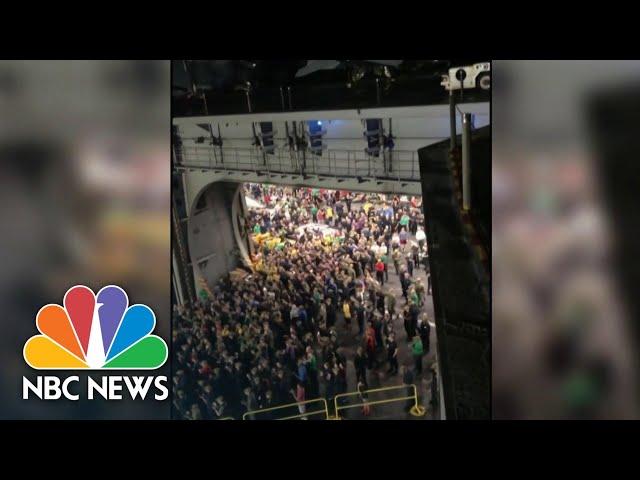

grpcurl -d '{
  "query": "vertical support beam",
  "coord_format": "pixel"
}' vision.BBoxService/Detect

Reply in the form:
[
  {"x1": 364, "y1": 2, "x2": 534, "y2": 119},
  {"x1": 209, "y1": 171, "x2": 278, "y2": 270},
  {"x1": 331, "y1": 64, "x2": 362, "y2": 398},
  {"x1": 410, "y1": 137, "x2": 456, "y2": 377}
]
[
  {"x1": 449, "y1": 89, "x2": 457, "y2": 151},
  {"x1": 388, "y1": 117, "x2": 393, "y2": 173},
  {"x1": 462, "y1": 113, "x2": 472, "y2": 211},
  {"x1": 285, "y1": 121, "x2": 296, "y2": 170},
  {"x1": 172, "y1": 250, "x2": 185, "y2": 306},
  {"x1": 232, "y1": 185, "x2": 254, "y2": 265},
  {"x1": 251, "y1": 122, "x2": 265, "y2": 168},
  {"x1": 184, "y1": 60, "x2": 196, "y2": 93},
  {"x1": 202, "y1": 92, "x2": 208, "y2": 115},
  {"x1": 217, "y1": 123, "x2": 224, "y2": 164},
  {"x1": 379, "y1": 118, "x2": 385, "y2": 175},
  {"x1": 246, "y1": 88, "x2": 252, "y2": 113},
  {"x1": 207, "y1": 123, "x2": 216, "y2": 168},
  {"x1": 287, "y1": 86, "x2": 293, "y2": 110},
  {"x1": 172, "y1": 141, "x2": 179, "y2": 167},
  {"x1": 280, "y1": 86, "x2": 285, "y2": 111},
  {"x1": 291, "y1": 121, "x2": 300, "y2": 174},
  {"x1": 300, "y1": 121, "x2": 306, "y2": 175},
  {"x1": 172, "y1": 200, "x2": 196, "y2": 304}
]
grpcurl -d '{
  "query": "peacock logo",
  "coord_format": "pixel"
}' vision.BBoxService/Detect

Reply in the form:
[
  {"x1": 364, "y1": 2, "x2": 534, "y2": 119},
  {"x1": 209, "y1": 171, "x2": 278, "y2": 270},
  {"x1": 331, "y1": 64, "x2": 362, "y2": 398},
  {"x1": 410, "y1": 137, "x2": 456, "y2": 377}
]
[{"x1": 23, "y1": 285, "x2": 168, "y2": 370}]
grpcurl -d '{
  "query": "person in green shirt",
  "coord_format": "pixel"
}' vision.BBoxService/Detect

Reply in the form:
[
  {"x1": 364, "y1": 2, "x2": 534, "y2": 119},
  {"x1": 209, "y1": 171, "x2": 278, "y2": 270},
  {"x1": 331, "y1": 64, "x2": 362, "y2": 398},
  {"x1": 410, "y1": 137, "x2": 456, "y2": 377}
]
[
  {"x1": 311, "y1": 205, "x2": 318, "y2": 222},
  {"x1": 380, "y1": 253, "x2": 389, "y2": 282},
  {"x1": 409, "y1": 288, "x2": 419, "y2": 307},
  {"x1": 414, "y1": 279, "x2": 425, "y2": 305},
  {"x1": 411, "y1": 335, "x2": 424, "y2": 374},
  {"x1": 253, "y1": 223, "x2": 262, "y2": 234},
  {"x1": 392, "y1": 248, "x2": 401, "y2": 275},
  {"x1": 198, "y1": 289, "x2": 209, "y2": 302},
  {"x1": 307, "y1": 348, "x2": 318, "y2": 371}
]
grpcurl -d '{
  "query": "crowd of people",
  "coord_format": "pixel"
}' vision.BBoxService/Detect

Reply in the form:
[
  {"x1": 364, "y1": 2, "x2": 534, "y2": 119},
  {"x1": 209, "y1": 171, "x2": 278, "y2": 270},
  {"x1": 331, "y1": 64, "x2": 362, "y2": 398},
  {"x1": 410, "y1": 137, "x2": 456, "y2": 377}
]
[{"x1": 172, "y1": 184, "x2": 433, "y2": 420}]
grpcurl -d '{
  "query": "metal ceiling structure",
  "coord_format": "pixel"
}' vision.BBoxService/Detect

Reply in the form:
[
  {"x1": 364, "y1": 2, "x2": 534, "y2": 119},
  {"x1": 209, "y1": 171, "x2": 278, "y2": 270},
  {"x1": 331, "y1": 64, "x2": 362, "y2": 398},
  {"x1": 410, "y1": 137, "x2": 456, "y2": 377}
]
[
  {"x1": 172, "y1": 60, "x2": 487, "y2": 94},
  {"x1": 172, "y1": 60, "x2": 489, "y2": 116}
]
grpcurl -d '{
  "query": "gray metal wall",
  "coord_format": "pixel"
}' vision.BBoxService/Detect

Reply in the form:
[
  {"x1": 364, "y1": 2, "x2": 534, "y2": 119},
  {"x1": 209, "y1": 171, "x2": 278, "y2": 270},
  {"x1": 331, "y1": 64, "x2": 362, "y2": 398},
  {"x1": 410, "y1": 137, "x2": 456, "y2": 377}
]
[{"x1": 188, "y1": 182, "x2": 240, "y2": 293}]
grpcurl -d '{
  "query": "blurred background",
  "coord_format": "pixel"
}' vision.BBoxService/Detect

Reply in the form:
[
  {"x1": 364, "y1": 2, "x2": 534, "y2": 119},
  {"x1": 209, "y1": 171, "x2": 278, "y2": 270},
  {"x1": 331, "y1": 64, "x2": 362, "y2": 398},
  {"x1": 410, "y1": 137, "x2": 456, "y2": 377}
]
[
  {"x1": 0, "y1": 60, "x2": 170, "y2": 419},
  {"x1": 493, "y1": 60, "x2": 640, "y2": 419}
]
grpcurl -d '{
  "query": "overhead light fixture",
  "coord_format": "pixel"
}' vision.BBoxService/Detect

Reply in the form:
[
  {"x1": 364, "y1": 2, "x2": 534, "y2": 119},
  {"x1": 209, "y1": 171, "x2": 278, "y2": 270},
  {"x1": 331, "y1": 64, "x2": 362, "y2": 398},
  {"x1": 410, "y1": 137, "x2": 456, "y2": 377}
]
[{"x1": 317, "y1": 121, "x2": 322, "y2": 126}]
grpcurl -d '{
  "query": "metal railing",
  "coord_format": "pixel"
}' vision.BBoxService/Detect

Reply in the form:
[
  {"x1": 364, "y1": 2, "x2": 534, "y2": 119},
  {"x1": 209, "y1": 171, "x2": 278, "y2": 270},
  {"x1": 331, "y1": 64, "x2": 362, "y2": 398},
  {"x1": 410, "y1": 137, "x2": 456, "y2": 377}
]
[
  {"x1": 242, "y1": 397, "x2": 330, "y2": 420},
  {"x1": 333, "y1": 384, "x2": 426, "y2": 419},
  {"x1": 177, "y1": 145, "x2": 420, "y2": 181},
  {"x1": 214, "y1": 384, "x2": 425, "y2": 420}
]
